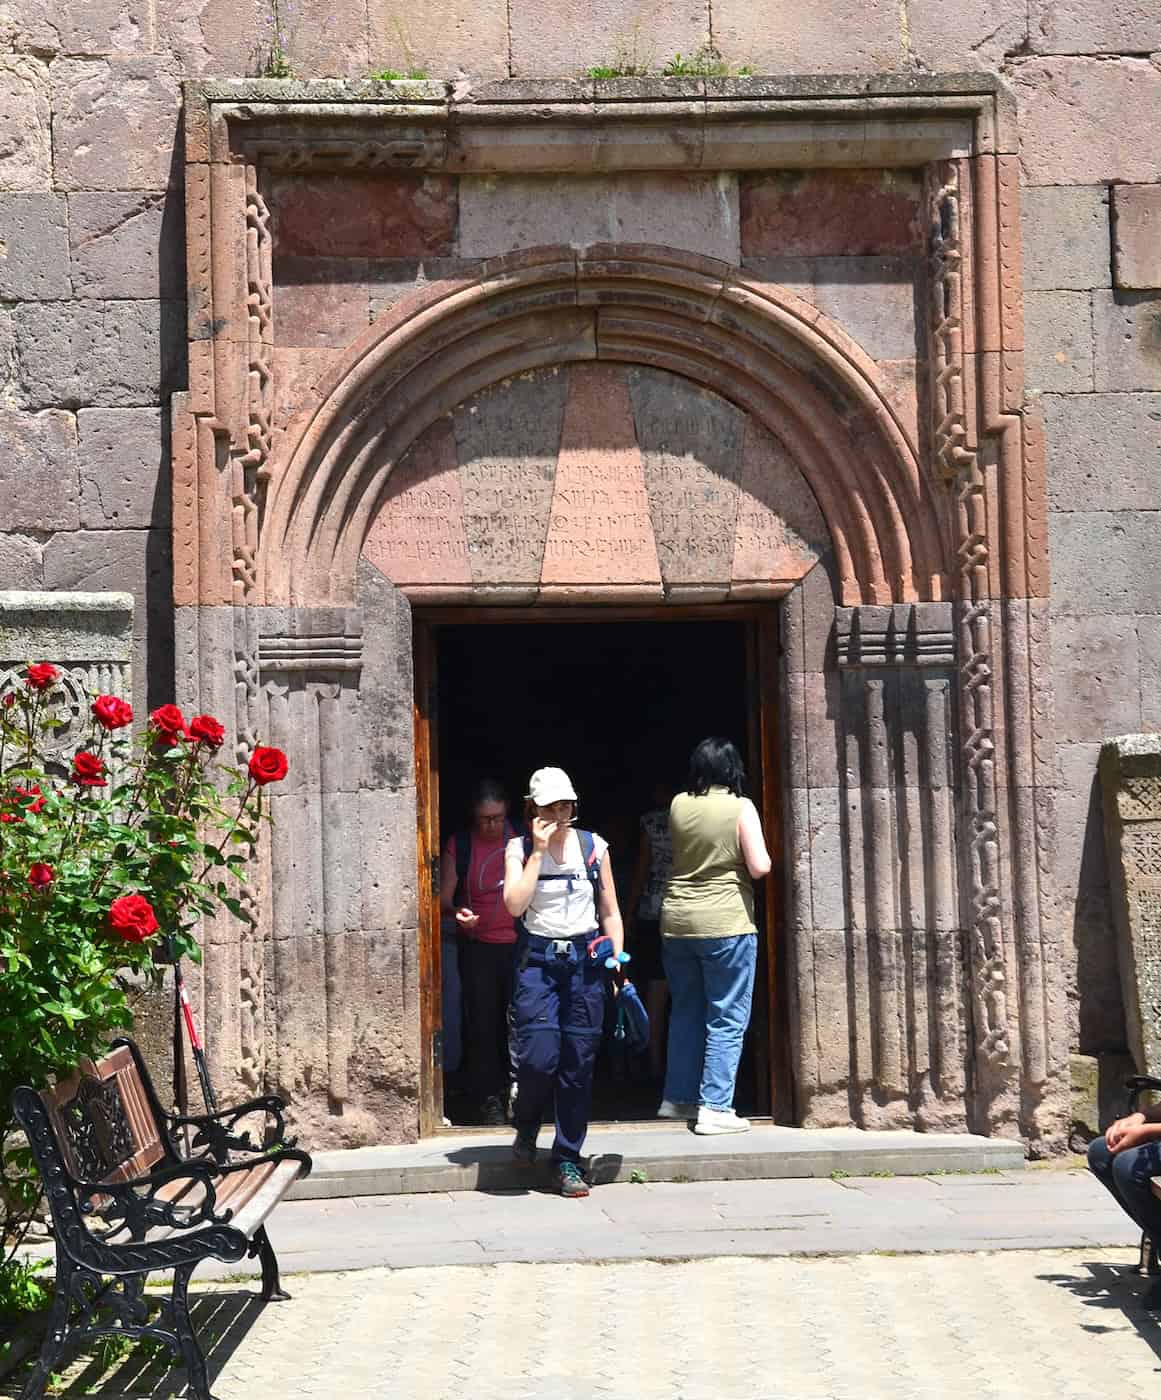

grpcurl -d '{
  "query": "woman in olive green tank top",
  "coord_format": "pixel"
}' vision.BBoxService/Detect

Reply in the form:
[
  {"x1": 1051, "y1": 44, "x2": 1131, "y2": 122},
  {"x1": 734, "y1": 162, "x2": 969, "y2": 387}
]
[{"x1": 659, "y1": 738, "x2": 771, "y2": 1135}]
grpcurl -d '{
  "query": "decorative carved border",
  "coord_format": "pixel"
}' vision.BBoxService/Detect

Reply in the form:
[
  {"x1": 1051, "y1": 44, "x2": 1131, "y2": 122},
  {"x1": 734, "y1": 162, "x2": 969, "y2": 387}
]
[{"x1": 175, "y1": 78, "x2": 1062, "y2": 1143}]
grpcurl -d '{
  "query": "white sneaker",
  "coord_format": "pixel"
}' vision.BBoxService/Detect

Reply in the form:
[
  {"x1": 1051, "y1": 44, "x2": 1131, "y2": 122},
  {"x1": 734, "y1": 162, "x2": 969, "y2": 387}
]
[
  {"x1": 657, "y1": 1099, "x2": 696, "y2": 1119},
  {"x1": 693, "y1": 1106, "x2": 751, "y2": 1135}
]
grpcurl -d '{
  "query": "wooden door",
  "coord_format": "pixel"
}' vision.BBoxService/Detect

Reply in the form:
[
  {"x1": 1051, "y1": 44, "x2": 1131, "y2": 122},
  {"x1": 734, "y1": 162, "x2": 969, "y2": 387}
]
[{"x1": 413, "y1": 618, "x2": 444, "y2": 1137}]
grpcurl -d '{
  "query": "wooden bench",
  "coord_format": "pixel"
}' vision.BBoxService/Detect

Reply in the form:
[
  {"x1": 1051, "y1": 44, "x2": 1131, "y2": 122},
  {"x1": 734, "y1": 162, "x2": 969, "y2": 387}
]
[{"x1": 10, "y1": 1036, "x2": 312, "y2": 1400}]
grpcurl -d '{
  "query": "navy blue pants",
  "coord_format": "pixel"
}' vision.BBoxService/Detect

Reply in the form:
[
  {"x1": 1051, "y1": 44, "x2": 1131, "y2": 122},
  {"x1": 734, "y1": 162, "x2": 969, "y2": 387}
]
[
  {"x1": 1088, "y1": 1134, "x2": 1161, "y2": 1237},
  {"x1": 512, "y1": 933, "x2": 606, "y2": 1164}
]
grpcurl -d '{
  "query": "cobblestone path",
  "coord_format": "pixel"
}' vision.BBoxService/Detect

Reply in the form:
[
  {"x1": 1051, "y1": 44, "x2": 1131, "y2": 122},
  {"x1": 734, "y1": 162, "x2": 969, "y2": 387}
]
[{"x1": 11, "y1": 1247, "x2": 1159, "y2": 1400}]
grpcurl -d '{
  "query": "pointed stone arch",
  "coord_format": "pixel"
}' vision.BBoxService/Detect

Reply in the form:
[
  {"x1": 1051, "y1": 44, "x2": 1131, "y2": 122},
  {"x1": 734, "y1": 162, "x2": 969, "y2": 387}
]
[{"x1": 258, "y1": 244, "x2": 950, "y2": 608}]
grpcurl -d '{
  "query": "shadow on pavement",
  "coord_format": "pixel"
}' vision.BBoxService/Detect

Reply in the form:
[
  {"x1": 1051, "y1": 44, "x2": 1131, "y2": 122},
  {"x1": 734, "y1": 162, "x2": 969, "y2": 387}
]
[
  {"x1": 1039, "y1": 1260, "x2": 1161, "y2": 1367},
  {"x1": 442, "y1": 1143, "x2": 625, "y2": 1192},
  {"x1": 1, "y1": 1288, "x2": 267, "y2": 1399}
]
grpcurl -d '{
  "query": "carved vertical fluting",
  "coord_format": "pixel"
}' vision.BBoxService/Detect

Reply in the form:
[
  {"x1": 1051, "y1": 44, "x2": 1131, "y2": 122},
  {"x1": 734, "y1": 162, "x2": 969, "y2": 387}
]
[
  {"x1": 927, "y1": 161, "x2": 1013, "y2": 1098},
  {"x1": 863, "y1": 676, "x2": 903, "y2": 1094},
  {"x1": 923, "y1": 676, "x2": 964, "y2": 1097},
  {"x1": 317, "y1": 681, "x2": 350, "y2": 1104}
]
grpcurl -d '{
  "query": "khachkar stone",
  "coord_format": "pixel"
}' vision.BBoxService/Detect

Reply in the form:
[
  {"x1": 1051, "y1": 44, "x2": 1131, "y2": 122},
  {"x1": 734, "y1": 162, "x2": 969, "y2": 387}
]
[
  {"x1": 1100, "y1": 735, "x2": 1161, "y2": 1076},
  {"x1": 0, "y1": 591, "x2": 133, "y2": 759}
]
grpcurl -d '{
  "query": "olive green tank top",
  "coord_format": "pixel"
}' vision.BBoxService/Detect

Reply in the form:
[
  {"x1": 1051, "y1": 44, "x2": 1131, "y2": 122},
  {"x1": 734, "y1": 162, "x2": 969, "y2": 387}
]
[{"x1": 660, "y1": 787, "x2": 755, "y2": 939}]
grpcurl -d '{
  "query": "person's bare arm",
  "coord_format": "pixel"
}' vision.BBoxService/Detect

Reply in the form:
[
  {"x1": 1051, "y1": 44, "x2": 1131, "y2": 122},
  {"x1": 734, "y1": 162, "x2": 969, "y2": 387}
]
[
  {"x1": 597, "y1": 856, "x2": 625, "y2": 958},
  {"x1": 1109, "y1": 1117, "x2": 1161, "y2": 1154},
  {"x1": 503, "y1": 817, "x2": 554, "y2": 916},
  {"x1": 439, "y1": 849, "x2": 458, "y2": 918},
  {"x1": 738, "y1": 799, "x2": 772, "y2": 879}
]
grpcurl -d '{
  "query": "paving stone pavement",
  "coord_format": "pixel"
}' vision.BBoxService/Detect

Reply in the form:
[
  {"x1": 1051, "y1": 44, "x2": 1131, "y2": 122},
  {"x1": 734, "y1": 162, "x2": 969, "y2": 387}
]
[
  {"x1": 9, "y1": 1247, "x2": 1161, "y2": 1400},
  {"x1": 4, "y1": 1169, "x2": 1152, "y2": 1399}
]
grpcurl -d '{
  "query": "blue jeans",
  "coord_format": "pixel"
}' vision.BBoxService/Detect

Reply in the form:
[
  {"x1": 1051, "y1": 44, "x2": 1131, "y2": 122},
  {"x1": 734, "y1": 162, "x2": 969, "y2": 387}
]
[
  {"x1": 441, "y1": 934, "x2": 463, "y2": 1076},
  {"x1": 662, "y1": 933, "x2": 757, "y2": 1111},
  {"x1": 1088, "y1": 1134, "x2": 1161, "y2": 1237}
]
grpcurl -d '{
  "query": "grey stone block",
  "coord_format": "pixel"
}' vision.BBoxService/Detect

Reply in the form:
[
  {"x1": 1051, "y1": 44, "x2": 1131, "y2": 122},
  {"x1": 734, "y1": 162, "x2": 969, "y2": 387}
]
[
  {"x1": 78, "y1": 407, "x2": 169, "y2": 529},
  {"x1": 1021, "y1": 185, "x2": 1110, "y2": 293},
  {"x1": 1055, "y1": 743, "x2": 1107, "y2": 900},
  {"x1": 0, "y1": 194, "x2": 68, "y2": 299},
  {"x1": 0, "y1": 409, "x2": 78, "y2": 530},
  {"x1": 807, "y1": 786, "x2": 847, "y2": 931},
  {"x1": 50, "y1": 57, "x2": 181, "y2": 192},
  {"x1": 14, "y1": 299, "x2": 185, "y2": 408},
  {"x1": 1139, "y1": 616, "x2": 1161, "y2": 733},
  {"x1": 1044, "y1": 391, "x2": 1161, "y2": 512},
  {"x1": 42, "y1": 528, "x2": 172, "y2": 715},
  {"x1": 68, "y1": 191, "x2": 184, "y2": 300},
  {"x1": 0, "y1": 56, "x2": 51, "y2": 194},
  {"x1": 744, "y1": 255, "x2": 921, "y2": 360},
  {"x1": 1025, "y1": 290, "x2": 1093, "y2": 394},
  {"x1": 1112, "y1": 184, "x2": 1161, "y2": 292},
  {"x1": 1050, "y1": 614, "x2": 1140, "y2": 743},
  {"x1": 0, "y1": 533, "x2": 43, "y2": 588},
  {"x1": 1029, "y1": 0, "x2": 1161, "y2": 55},
  {"x1": 1093, "y1": 289, "x2": 1161, "y2": 391},
  {"x1": 458, "y1": 173, "x2": 741, "y2": 263},
  {"x1": 1050, "y1": 510, "x2": 1161, "y2": 616}
]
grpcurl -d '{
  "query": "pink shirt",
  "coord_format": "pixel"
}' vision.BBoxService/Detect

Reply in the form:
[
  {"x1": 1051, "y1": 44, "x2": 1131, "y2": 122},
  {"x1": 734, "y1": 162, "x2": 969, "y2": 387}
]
[{"x1": 444, "y1": 833, "x2": 518, "y2": 944}]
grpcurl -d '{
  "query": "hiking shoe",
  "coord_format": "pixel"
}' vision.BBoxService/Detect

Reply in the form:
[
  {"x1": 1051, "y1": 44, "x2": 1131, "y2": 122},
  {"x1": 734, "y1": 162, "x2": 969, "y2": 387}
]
[
  {"x1": 693, "y1": 1106, "x2": 751, "y2": 1135},
  {"x1": 657, "y1": 1099, "x2": 696, "y2": 1119},
  {"x1": 479, "y1": 1095, "x2": 506, "y2": 1127},
  {"x1": 512, "y1": 1129, "x2": 538, "y2": 1166},
  {"x1": 554, "y1": 1160, "x2": 590, "y2": 1198}
]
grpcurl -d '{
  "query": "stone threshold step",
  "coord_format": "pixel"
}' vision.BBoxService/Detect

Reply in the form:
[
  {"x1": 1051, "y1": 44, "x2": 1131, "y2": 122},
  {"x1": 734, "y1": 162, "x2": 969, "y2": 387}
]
[{"x1": 286, "y1": 1122, "x2": 1024, "y2": 1200}]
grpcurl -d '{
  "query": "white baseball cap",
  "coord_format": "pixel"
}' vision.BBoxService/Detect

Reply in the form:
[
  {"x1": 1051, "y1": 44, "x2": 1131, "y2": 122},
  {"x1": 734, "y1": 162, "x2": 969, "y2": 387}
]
[{"x1": 527, "y1": 766, "x2": 578, "y2": 806}]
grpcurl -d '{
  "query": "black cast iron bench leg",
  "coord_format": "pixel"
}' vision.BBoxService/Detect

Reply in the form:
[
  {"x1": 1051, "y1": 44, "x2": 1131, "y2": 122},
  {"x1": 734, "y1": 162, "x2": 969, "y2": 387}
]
[
  {"x1": 253, "y1": 1224, "x2": 291, "y2": 1302},
  {"x1": 172, "y1": 1261, "x2": 214, "y2": 1400}
]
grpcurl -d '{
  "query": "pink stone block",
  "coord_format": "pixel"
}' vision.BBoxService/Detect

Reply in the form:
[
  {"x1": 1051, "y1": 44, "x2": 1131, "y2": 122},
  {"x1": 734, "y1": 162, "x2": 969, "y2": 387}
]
[
  {"x1": 731, "y1": 420, "x2": 826, "y2": 588},
  {"x1": 271, "y1": 346, "x2": 336, "y2": 432},
  {"x1": 740, "y1": 170, "x2": 924, "y2": 258},
  {"x1": 273, "y1": 257, "x2": 371, "y2": 348},
  {"x1": 362, "y1": 417, "x2": 471, "y2": 587},
  {"x1": 1113, "y1": 183, "x2": 1161, "y2": 291},
  {"x1": 540, "y1": 364, "x2": 662, "y2": 589},
  {"x1": 269, "y1": 174, "x2": 457, "y2": 259}
]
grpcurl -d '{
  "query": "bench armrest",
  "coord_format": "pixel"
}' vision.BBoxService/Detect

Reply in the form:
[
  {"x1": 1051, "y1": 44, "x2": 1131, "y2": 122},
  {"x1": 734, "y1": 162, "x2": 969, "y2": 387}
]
[
  {"x1": 70, "y1": 1157, "x2": 235, "y2": 1241},
  {"x1": 169, "y1": 1095, "x2": 295, "y2": 1165}
]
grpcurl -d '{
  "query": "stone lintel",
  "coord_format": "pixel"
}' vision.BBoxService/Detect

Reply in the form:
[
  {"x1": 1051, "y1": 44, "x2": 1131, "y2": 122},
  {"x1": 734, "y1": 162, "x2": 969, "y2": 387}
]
[
  {"x1": 201, "y1": 86, "x2": 994, "y2": 175},
  {"x1": 835, "y1": 601, "x2": 955, "y2": 667},
  {"x1": 0, "y1": 589, "x2": 134, "y2": 662}
]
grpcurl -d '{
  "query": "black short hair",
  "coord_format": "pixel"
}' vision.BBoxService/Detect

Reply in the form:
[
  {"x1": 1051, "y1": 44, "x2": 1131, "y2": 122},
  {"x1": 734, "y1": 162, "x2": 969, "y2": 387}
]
[
  {"x1": 469, "y1": 777, "x2": 508, "y2": 810},
  {"x1": 685, "y1": 737, "x2": 747, "y2": 798}
]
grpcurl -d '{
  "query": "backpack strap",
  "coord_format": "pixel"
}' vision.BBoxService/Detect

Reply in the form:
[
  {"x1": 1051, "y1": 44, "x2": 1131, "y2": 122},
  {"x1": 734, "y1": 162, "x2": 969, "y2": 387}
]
[{"x1": 455, "y1": 830, "x2": 471, "y2": 887}]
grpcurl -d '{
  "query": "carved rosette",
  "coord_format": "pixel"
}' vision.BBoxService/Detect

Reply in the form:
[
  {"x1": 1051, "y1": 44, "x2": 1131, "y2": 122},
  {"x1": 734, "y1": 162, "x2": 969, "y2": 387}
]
[{"x1": 1101, "y1": 737, "x2": 1161, "y2": 1076}]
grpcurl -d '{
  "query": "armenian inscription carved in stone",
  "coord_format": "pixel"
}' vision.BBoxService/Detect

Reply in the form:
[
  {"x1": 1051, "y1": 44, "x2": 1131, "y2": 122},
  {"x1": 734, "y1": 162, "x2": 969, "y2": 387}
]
[{"x1": 361, "y1": 362, "x2": 829, "y2": 598}]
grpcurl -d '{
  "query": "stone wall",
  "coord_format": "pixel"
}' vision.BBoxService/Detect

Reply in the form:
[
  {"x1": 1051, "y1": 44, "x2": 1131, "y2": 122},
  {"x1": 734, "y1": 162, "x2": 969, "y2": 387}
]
[{"x1": 2, "y1": 0, "x2": 1158, "y2": 1118}]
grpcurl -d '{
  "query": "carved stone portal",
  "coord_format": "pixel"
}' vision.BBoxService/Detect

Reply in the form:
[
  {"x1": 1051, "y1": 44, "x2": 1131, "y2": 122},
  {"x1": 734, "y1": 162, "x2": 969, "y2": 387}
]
[
  {"x1": 1101, "y1": 735, "x2": 1161, "y2": 1076},
  {"x1": 174, "y1": 79, "x2": 1065, "y2": 1151}
]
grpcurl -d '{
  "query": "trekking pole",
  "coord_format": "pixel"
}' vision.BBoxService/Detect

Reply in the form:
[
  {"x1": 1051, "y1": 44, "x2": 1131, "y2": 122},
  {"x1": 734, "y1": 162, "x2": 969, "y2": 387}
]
[{"x1": 166, "y1": 936, "x2": 218, "y2": 1115}]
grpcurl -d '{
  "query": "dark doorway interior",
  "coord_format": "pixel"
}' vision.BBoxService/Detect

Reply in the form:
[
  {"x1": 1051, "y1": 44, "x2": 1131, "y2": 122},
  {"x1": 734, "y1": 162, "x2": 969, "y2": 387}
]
[{"x1": 433, "y1": 615, "x2": 769, "y2": 1127}]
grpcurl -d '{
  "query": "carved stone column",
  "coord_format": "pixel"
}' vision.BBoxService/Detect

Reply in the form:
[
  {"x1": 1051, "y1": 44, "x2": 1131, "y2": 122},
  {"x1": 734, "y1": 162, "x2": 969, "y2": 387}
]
[{"x1": 1100, "y1": 735, "x2": 1161, "y2": 1076}]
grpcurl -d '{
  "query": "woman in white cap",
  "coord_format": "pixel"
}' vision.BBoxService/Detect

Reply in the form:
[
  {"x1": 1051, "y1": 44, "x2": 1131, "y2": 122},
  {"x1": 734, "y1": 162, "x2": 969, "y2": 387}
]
[{"x1": 503, "y1": 766, "x2": 624, "y2": 1197}]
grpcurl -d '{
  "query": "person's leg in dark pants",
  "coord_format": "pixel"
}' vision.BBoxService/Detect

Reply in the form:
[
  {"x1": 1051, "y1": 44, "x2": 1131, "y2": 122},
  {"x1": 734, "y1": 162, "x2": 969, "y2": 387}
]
[
  {"x1": 1088, "y1": 1134, "x2": 1161, "y2": 1238},
  {"x1": 511, "y1": 956, "x2": 562, "y2": 1150},
  {"x1": 464, "y1": 942, "x2": 517, "y2": 1118},
  {"x1": 552, "y1": 958, "x2": 606, "y2": 1165}
]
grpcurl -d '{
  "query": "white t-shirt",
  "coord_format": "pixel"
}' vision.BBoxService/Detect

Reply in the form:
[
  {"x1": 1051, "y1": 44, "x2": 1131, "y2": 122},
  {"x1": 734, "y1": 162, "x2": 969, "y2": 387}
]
[{"x1": 506, "y1": 830, "x2": 609, "y2": 939}]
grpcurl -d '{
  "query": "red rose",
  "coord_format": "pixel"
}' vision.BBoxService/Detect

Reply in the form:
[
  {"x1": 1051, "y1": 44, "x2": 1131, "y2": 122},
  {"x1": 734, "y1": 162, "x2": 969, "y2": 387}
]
[
  {"x1": 25, "y1": 663, "x2": 58, "y2": 691},
  {"x1": 149, "y1": 704, "x2": 186, "y2": 739},
  {"x1": 14, "y1": 784, "x2": 45, "y2": 815},
  {"x1": 188, "y1": 714, "x2": 225, "y2": 749},
  {"x1": 72, "y1": 751, "x2": 107, "y2": 787},
  {"x1": 2, "y1": 692, "x2": 14, "y2": 709},
  {"x1": 27, "y1": 863, "x2": 53, "y2": 889},
  {"x1": 248, "y1": 745, "x2": 288, "y2": 786},
  {"x1": 107, "y1": 893, "x2": 159, "y2": 942},
  {"x1": 92, "y1": 695, "x2": 134, "y2": 731},
  {"x1": 0, "y1": 812, "x2": 21, "y2": 825}
]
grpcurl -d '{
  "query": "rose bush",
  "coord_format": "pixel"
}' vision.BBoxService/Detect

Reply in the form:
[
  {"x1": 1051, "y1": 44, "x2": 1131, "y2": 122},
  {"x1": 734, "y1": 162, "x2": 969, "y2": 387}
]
[{"x1": 0, "y1": 666, "x2": 287, "y2": 1290}]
